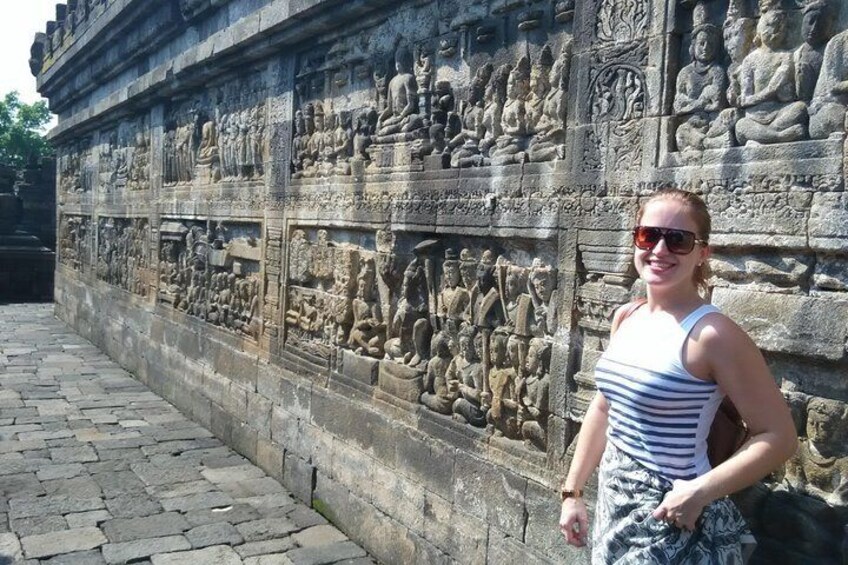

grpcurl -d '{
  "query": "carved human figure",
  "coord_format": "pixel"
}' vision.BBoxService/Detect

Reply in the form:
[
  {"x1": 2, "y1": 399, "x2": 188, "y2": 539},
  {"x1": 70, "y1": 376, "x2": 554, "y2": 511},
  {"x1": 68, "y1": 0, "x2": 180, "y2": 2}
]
[
  {"x1": 347, "y1": 264, "x2": 386, "y2": 358},
  {"x1": 438, "y1": 249, "x2": 471, "y2": 339},
  {"x1": 421, "y1": 333, "x2": 457, "y2": 414},
  {"x1": 291, "y1": 110, "x2": 309, "y2": 177},
  {"x1": 449, "y1": 325, "x2": 487, "y2": 427},
  {"x1": 674, "y1": 24, "x2": 736, "y2": 150},
  {"x1": 518, "y1": 337, "x2": 551, "y2": 450},
  {"x1": 449, "y1": 64, "x2": 493, "y2": 167},
  {"x1": 479, "y1": 65, "x2": 511, "y2": 157},
  {"x1": 376, "y1": 43, "x2": 424, "y2": 139},
  {"x1": 129, "y1": 131, "x2": 150, "y2": 191},
  {"x1": 486, "y1": 329, "x2": 520, "y2": 438},
  {"x1": 353, "y1": 108, "x2": 377, "y2": 161},
  {"x1": 501, "y1": 261, "x2": 532, "y2": 372},
  {"x1": 490, "y1": 56, "x2": 531, "y2": 165},
  {"x1": 723, "y1": 14, "x2": 756, "y2": 109},
  {"x1": 528, "y1": 41, "x2": 571, "y2": 162},
  {"x1": 304, "y1": 103, "x2": 326, "y2": 178},
  {"x1": 794, "y1": 0, "x2": 836, "y2": 103},
  {"x1": 332, "y1": 111, "x2": 354, "y2": 176},
  {"x1": 470, "y1": 250, "x2": 504, "y2": 409},
  {"x1": 528, "y1": 258, "x2": 558, "y2": 337},
  {"x1": 809, "y1": 10, "x2": 848, "y2": 137},
  {"x1": 414, "y1": 44, "x2": 434, "y2": 118},
  {"x1": 525, "y1": 47, "x2": 553, "y2": 140},
  {"x1": 784, "y1": 397, "x2": 848, "y2": 506},
  {"x1": 734, "y1": 9, "x2": 808, "y2": 145},
  {"x1": 197, "y1": 119, "x2": 219, "y2": 166},
  {"x1": 384, "y1": 257, "x2": 431, "y2": 367}
]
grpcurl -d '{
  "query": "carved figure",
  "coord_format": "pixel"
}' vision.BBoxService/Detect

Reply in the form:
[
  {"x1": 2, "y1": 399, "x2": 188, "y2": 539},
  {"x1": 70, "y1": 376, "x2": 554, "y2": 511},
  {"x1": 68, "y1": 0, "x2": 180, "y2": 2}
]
[
  {"x1": 421, "y1": 333, "x2": 457, "y2": 414},
  {"x1": 437, "y1": 249, "x2": 471, "y2": 339},
  {"x1": 723, "y1": 7, "x2": 756, "y2": 109},
  {"x1": 449, "y1": 64, "x2": 493, "y2": 167},
  {"x1": 784, "y1": 397, "x2": 848, "y2": 506},
  {"x1": 528, "y1": 41, "x2": 571, "y2": 162},
  {"x1": 347, "y1": 262, "x2": 386, "y2": 358},
  {"x1": 674, "y1": 23, "x2": 736, "y2": 150},
  {"x1": 735, "y1": 8, "x2": 808, "y2": 145},
  {"x1": 331, "y1": 111, "x2": 354, "y2": 175},
  {"x1": 479, "y1": 64, "x2": 510, "y2": 158},
  {"x1": 518, "y1": 337, "x2": 551, "y2": 450},
  {"x1": 487, "y1": 329, "x2": 520, "y2": 438},
  {"x1": 128, "y1": 131, "x2": 150, "y2": 191},
  {"x1": 197, "y1": 119, "x2": 220, "y2": 167},
  {"x1": 528, "y1": 258, "x2": 558, "y2": 337},
  {"x1": 449, "y1": 325, "x2": 487, "y2": 427},
  {"x1": 490, "y1": 56, "x2": 530, "y2": 165},
  {"x1": 809, "y1": 8, "x2": 848, "y2": 138},
  {"x1": 794, "y1": 0, "x2": 835, "y2": 103},
  {"x1": 376, "y1": 43, "x2": 424, "y2": 140},
  {"x1": 384, "y1": 256, "x2": 431, "y2": 367}
]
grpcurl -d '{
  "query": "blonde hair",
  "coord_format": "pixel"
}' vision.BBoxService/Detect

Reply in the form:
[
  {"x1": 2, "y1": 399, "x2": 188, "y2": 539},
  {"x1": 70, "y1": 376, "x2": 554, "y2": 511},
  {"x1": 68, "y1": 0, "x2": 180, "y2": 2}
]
[{"x1": 636, "y1": 188, "x2": 712, "y2": 294}]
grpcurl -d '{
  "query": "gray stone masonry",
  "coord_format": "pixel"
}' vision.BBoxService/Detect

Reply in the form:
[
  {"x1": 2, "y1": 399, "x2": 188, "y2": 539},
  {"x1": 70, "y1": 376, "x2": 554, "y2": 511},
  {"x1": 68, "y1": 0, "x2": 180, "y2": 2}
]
[{"x1": 0, "y1": 304, "x2": 374, "y2": 565}]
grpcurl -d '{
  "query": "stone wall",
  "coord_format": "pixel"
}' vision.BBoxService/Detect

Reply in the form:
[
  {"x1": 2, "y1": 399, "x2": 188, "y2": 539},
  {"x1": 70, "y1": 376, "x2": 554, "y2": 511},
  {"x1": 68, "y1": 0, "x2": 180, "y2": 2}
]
[{"x1": 35, "y1": 0, "x2": 848, "y2": 562}]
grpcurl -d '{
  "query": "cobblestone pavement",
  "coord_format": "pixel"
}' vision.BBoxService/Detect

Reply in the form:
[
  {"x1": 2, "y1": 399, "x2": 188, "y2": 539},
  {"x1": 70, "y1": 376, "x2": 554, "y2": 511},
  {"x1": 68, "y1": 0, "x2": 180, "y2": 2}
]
[{"x1": 0, "y1": 304, "x2": 374, "y2": 565}]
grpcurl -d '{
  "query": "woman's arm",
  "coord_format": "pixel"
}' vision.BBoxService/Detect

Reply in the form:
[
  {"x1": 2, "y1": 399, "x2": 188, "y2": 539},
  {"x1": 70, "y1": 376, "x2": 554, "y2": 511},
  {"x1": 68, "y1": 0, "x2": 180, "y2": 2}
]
[
  {"x1": 652, "y1": 314, "x2": 798, "y2": 530},
  {"x1": 694, "y1": 316, "x2": 798, "y2": 498},
  {"x1": 558, "y1": 392, "x2": 610, "y2": 546}
]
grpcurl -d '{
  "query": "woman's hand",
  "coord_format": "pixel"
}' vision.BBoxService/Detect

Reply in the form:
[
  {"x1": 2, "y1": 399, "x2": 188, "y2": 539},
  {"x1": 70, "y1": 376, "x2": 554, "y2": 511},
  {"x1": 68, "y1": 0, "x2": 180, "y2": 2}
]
[
  {"x1": 559, "y1": 497, "x2": 589, "y2": 547},
  {"x1": 651, "y1": 479, "x2": 708, "y2": 531}
]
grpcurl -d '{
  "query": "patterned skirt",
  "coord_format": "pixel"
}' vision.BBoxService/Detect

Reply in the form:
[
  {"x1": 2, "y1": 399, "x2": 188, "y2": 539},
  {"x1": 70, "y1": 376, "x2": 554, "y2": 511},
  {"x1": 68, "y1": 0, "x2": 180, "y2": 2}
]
[{"x1": 591, "y1": 442, "x2": 756, "y2": 564}]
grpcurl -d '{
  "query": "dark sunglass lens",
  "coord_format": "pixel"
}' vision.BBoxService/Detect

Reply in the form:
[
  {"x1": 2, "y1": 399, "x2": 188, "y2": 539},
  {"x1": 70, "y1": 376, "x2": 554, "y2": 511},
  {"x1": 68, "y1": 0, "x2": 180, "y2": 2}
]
[
  {"x1": 634, "y1": 227, "x2": 660, "y2": 249},
  {"x1": 666, "y1": 229, "x2": 694, "y2": 254}
]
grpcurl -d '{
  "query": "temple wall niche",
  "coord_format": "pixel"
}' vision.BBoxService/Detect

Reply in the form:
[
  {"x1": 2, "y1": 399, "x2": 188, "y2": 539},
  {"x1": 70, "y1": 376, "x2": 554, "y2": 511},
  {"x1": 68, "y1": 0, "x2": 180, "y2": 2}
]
[{"x1": 35, "y1": 0, "x2": 848, "y2": 563}]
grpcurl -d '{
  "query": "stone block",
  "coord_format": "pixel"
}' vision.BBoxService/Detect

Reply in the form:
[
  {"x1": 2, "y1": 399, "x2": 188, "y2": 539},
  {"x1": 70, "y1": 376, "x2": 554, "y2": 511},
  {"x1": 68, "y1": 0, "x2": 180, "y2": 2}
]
[
  {"x1": 151, "y1": 545, "x2": 243, "y2": 565},
  {"x1": 420, "y1": 492, "x2": 488, "y2": 564},
  {"x1": 254, "y1": 438, "x2": 284, "y2": 483},
  {"x1": 712, "y1": 287, "x2": 848, "y2": 361},
  {"x1": 283, "y1": 453, "x2": 314, "y2": 505},
  {"x1": 524, "y1": 480, "x2": 589, "y2": 564},
  {"x1": 21, "y1": 527, "x2": 107, "y2": 559},
  {"x1": 246, "y1": 392, "x2": 273, "y2": 439},
  {"x1": 235, "y1": 517, "x2": 298, "y2": 541},
  {"x1": 101, "y1": 535, "x2": 191, "y2": 564},
  {"x1": 453, "y1": 452, "x2": 528, "y2": 538},
  {"x1": 185, "y1": 522, "x2": 244, "y2": 548},
  {"x1": 286, "y1": 541, "x2": 367, "y2": 565},
  {"x1": 101, "y1": 512, "x2": 190, "y2": 543},
  {"x1": 341, "y1": 350, "x2": 379, "y2": 386},
  {"x1": 810, "y1": 192, "x2": 848, "y2": 251},
  {"x1": 377, "y1": 361, "x2": 424, "y2": 403}
]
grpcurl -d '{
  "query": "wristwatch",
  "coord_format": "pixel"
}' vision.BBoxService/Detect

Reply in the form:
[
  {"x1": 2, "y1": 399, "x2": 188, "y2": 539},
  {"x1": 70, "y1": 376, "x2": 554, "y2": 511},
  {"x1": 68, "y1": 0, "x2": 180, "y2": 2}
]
[{"x1": 560, "y1": 488, "x2": 583, "y2": 501}]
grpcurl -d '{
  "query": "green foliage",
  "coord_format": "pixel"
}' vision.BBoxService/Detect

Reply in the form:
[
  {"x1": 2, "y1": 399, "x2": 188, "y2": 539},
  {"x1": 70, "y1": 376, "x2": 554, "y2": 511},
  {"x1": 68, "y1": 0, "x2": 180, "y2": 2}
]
[{"x1": 0, "y1": 91, "x2": 52, "y2": 168}]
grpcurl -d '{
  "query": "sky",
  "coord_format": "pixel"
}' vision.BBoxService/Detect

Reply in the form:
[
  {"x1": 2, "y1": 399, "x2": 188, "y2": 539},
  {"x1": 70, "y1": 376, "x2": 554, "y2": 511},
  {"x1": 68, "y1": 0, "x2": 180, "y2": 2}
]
[{"x1": 1, "y1": 0, "x2": 62, "y2": 124}]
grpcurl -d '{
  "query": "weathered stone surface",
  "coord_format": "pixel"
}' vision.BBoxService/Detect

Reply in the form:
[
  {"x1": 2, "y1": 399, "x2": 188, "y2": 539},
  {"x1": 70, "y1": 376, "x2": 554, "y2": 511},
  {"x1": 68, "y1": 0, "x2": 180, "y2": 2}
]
[
  {"x1": 712, "y1": 288, "x2": 848, "y2": 361},
  {"x1": 101, "y1": 535, "x2": 191, "y2": 564},
  {"x1": 151, "y1": 545, "x2": 243, "y2": 565},
  {"x1": 21, "y1": 527, "x2": 107, "y2": 559},
  {"x1": 101, "y1": 512, "x2": 190, "y2": 543}
]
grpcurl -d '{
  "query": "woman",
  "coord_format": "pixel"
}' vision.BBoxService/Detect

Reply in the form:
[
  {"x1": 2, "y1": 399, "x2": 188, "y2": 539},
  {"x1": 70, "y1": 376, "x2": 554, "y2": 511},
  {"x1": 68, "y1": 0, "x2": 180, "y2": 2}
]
[{"x1": 559, "y1": 189, "x2": 797, "y2": 563}]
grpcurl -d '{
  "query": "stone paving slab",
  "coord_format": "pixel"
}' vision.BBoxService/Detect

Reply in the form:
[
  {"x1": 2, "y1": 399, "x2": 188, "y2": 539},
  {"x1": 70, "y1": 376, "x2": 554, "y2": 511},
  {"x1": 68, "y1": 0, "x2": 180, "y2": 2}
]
[{"x1": 0, "y1": 304, "x2": 375, "y2": 565}]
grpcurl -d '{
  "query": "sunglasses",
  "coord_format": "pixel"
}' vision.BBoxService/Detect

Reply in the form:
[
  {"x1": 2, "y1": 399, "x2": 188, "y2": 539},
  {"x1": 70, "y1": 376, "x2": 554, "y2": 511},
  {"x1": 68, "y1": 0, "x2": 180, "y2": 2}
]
[{"x1": 632, "y1": 226, "x2": 707, "y2": 255}]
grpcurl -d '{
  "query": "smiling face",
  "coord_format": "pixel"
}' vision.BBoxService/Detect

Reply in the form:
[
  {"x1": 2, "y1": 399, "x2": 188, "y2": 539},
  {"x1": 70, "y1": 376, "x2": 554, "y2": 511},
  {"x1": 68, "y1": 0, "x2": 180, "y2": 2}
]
[{"x1": 634, "y1": 199, "x2": 710, "y2": 292}]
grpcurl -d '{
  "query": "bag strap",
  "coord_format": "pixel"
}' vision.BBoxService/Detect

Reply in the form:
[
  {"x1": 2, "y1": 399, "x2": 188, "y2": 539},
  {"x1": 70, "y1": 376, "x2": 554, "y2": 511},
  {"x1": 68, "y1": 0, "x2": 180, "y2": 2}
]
[{"x1": 611, "y1": 298, "x2": 647, "y2": 334}]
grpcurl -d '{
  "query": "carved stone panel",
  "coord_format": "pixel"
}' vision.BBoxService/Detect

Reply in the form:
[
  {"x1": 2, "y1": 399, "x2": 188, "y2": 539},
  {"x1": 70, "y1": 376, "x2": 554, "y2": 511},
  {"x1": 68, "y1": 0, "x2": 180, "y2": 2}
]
[
  {"x1": 97, "y1": 217, "x2": 152, "y2": 297},
  {"x1": 58, "y1": 214, "x2": 93, "y2": 274},
  {"x1": 158, "y1": 218, "x2": 263, "y2": 340}
]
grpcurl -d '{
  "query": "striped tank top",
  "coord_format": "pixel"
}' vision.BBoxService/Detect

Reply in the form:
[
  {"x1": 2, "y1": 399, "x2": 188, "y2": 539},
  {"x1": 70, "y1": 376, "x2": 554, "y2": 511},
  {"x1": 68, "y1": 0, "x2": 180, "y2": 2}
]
[{"x1": 595, "y1": 304, "x2": 725, "y2": 483}]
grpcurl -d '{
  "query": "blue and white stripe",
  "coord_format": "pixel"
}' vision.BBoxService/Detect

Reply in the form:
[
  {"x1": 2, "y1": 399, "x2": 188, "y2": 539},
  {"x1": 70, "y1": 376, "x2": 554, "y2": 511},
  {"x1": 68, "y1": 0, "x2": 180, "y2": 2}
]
[{"x1": 595, "y1": 305, "x2": 725, "y2": 482}]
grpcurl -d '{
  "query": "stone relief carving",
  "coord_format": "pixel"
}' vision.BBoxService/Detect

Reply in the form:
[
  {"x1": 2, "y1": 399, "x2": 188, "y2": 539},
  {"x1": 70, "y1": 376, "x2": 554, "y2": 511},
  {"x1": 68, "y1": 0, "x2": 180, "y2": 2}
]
[
  {"x1": 282, "y1": 228, "x2": 557, "y2": 451},
  {"x1": 672, "y1": 0, "x2": 848, "y2": 151},
  {"x1": 596, "y1": 0, "x2": 649, "y2": 44},
  {"x1": 158, "y1": 219, "x2": 262, "y2": 339},
  {"x1": 97, "y1": 218, "x2": 151, "y2": 296},
  {"x1": 58, "y1": 141, "x2": 93, "y2": 195},
  {"x1": 58, "y1": 214, "x2": 92, "y2": 273},
  {"x1": 164, "y1": 75, "x2": 267, "y2": 186},
  {"x1": 99, "y1": 118, "x2": 150, "y2": 194},
  {"x1": 290, "y1": 2, "x2": 574, "y2": 177}
]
